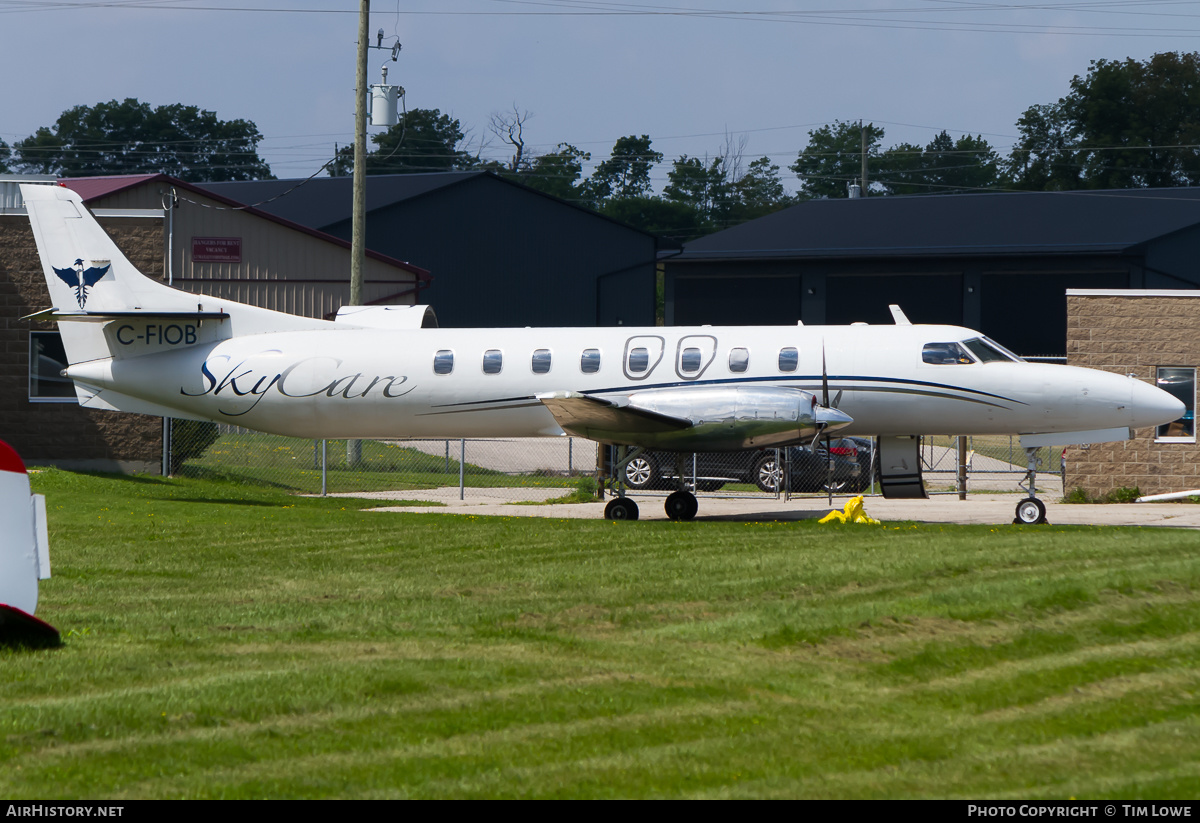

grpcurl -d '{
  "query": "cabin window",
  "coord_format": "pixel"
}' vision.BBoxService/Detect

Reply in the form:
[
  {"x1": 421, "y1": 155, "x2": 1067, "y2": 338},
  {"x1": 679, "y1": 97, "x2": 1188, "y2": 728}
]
[
  {"x1": 28, "y1": 331, "x2": 75, "y2": 402},
  {"x1": 963, "y1": 337, "x2": 1017, "y2": 363},
  {"x1": 679, "y1": 347, "x2": 702, "y2": 375},
  {"x1": 728, "y1": 348, "x2": 749, "y2": 373},
  {"x1": 483, "y1": 349, "x2": 503, "y2": 375},
  {"x1": 1156, "y1": 367, "x2": 1196, "y2": 442},
  {"x1": 433, "y1": 349, "x2": 454, "y2": 375},
  {"x1": 628, "y1": 347, "x2": 650, "y2": 374},
  {"x1": 778, "y1": 347, "x2": 798, "y2": 373},
  {"x1": 531, "y1": 349, "x2": 552, "y2": 374},
  {"x1": 922, "y1": 342, "x2": 974, "y2": 365},
  {"x1": 581, "y1": 348, "x2": 601, "y2": 374}
]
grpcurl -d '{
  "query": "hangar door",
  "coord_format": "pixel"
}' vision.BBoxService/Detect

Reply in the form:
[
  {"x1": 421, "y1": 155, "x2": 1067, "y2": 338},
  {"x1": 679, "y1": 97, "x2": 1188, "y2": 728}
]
[
  {"x1": 672, "y1": 275, "x2": 802, "y2": 326},
  {"x1": 826, "y1": 274, "x2": 963, "y2": 326},
  {"x1": 981, "y1": 271, "x2": 1127, "y2": 357}
]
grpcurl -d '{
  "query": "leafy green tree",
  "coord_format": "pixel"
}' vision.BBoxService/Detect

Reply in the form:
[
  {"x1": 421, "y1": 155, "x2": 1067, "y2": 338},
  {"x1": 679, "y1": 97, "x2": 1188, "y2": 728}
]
[
  {"x1": 584, "y1": 135, "x2": 663, "y2": 202},
  {"x1": 13, "y1": 99, "x2": 271, "y2": 181},
  {"x1": 1003, "y1": 101, "x2": 1083, "y2": 190},
  {"x1": 599, "y1": 196, "x2": 706, "y2": 243},
  {"x1": 663, "y1": 154, "x2": 731, "y2": 231},
  {"x1": 879, "y1": 131, "x2": 1000, "y2": 195},
  {"x1": 874, "y1": 141, "x2": 927, "y2": 196},
  {"x1": 1066, "y1": 52, "x2": 1200, "y2": 188},
  {"x1": 0, "y1": 138, "x2": 10, "y2": 173},
  {"x1": 728, "y1": 156, "x2": 792, "y2": 221},
  {"x1": 510, "y1": 143, "x2": 591, "y2": 200},
  {"x1": 790, "y1": 121, "x2": 884, "y2": 198},
  {"x1": 333, "y1": 108, "x2": 481, "y2": 176},
  {"x1": 1006, "y1": 52, "x2": 1200, "y2": 190}
]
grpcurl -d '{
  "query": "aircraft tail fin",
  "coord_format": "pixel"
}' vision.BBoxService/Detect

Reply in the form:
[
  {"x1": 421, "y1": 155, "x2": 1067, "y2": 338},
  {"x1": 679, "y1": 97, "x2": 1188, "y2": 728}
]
[
  {"x1": 21, "y1": 183, "x2": 327, "y2": 369},
  {"x1": 0, "y1": 440, "x2": 59, "y2": 648},
  {"x1": 22, "y1": 183, "x2": 201, "y2": 320}
]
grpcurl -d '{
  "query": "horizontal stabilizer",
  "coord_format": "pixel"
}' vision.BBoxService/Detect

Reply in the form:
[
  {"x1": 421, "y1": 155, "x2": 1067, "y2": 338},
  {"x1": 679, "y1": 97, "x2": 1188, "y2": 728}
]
[
  {"x1": 537, "y1": 392, "x2": 692, "y2": 439},
  {"x1": 23, "y1": 308, "x2": 229, "y2": 323}
]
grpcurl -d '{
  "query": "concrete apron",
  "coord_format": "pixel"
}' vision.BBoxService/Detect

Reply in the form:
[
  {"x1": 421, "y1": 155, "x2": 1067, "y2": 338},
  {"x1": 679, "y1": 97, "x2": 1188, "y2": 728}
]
[{"x1": 343, "y1": 488, "x2": 1200, "y2": 528}]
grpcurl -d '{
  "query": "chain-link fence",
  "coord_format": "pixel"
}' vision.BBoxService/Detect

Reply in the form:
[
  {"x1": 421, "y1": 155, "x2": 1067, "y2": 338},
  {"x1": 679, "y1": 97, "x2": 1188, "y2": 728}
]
[{"x1": 166, "y1": 421, "x2": 1061, "y2": 499}]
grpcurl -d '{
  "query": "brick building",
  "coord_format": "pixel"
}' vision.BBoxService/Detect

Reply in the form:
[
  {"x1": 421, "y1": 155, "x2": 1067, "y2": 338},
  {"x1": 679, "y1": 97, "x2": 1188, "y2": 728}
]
[{"x1": 1065, "y1": 290, "x2": 1199, "y2": 498}]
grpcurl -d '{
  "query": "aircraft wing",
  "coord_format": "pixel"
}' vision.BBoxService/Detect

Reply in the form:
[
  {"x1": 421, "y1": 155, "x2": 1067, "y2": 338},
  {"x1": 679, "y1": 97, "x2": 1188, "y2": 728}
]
[{"x1": 537, "y1": 392, "x2": 692, "y2": 439}]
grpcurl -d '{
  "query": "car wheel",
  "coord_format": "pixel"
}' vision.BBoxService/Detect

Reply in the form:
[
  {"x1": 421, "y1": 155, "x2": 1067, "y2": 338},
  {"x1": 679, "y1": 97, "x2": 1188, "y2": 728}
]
[
  {"x1": 754, "y1": 455, "x2": 782, "y2": 493},
  {"x1": 623, "y1": 454, "x2": 658, "y2": 490}
]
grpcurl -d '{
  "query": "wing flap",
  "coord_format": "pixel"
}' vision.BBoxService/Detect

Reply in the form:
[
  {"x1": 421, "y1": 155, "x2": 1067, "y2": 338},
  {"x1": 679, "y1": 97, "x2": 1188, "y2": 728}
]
[{"x1": 537, "y1": 392, "x2": 692, "y2": 438}]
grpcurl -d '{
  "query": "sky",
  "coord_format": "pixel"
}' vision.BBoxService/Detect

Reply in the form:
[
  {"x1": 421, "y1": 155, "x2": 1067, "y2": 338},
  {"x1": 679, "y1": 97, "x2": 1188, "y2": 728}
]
[{"x1": 3, "y1": 0, "x2": 1200, "y2": 194}]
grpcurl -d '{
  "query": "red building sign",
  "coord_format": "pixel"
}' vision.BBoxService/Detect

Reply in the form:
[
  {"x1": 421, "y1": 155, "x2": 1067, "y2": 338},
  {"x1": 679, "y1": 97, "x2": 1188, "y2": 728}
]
[{"x1": 192, "y1": 237, "x2": 242, "y2": 263}]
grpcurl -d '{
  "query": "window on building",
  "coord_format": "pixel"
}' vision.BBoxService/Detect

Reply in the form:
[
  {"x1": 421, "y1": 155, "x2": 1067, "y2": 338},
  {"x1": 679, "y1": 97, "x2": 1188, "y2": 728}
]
[
  {"x1": 1156, "y1": 367, "x2": 1196, "y2": 441},
  {"x1": 729, "y1": 348, "x2": 749, "y2": 373},
  {"x1": 531, "y1": 349, "x2": 552, "y2": 374},
  {"x1": 433, "y1": 350, "x2": 454, "y2": 375},
  {"x1": 483, "y1": 349, "x2": 503, "y2": 375},
  {"x1": 29, "y1": 331, "x2": 75, "y2": 401},
  {"x1": 581, "y1": 348, "x2": 601, "y2": 374},
  {"x1": 778, "y1": 347, "x2": 798, "y2": 373}
]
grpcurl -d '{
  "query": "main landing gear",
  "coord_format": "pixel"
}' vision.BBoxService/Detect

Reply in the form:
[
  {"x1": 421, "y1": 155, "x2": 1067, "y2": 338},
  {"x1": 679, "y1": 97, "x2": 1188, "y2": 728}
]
[
  {"x1": 1014, "y1": 446, "x2": 1049, "y2": 525},
  {"x1": 604, "y1": 448, "x2": 699, "y2": 522}
]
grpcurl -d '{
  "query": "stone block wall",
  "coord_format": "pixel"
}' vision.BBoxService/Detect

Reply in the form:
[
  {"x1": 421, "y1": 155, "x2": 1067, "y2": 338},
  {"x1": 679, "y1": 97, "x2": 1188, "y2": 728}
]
[
  {"x1": 0, "y1": 214, "x2": 165, "y2": 472},
  {"x1": 1065, "y1": 293, "x2": 1200, "y2": 498}
]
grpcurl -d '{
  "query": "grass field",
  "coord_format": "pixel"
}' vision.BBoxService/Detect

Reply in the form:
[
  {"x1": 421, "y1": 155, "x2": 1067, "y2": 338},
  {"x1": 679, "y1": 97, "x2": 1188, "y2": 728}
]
[{"x1": 4, "y1": 469, "x2": 1199, "y2": 799}]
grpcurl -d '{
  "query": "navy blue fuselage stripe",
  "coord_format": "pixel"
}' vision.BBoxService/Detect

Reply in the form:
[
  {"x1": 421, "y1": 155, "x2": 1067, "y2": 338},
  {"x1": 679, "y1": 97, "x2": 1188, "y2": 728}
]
[{"x1": 424, "y1": 373, "x2": 1026, "y2": 411}]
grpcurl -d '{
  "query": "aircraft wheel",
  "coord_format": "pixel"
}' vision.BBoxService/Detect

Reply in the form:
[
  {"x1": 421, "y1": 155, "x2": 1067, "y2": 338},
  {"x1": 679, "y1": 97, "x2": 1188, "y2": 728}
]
[
  {"x1": 604, "y1": 498, "x2": 639, "y2": 521},
  {"x1": 1014, "y1": 497, "x2": 1047, "y2": 525},
  {"x1": 665, "y1": 490, "x2": 699, "y2": 522}
]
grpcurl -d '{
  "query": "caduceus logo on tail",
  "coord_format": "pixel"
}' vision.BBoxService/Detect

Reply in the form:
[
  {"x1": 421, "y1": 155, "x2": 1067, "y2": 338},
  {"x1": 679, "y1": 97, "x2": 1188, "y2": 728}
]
[{"x1": 53, "y1": 259, "x2": 111, "y2": 309}]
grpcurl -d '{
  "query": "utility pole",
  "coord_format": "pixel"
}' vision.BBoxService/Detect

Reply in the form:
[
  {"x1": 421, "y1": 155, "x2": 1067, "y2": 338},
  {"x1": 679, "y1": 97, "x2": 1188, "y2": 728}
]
[
  {"x1": 351, "y1": 0, "x2": 370, "y2": 308},
  {"x1": 860, "y1": 120, "x2": 868, "y2": 196}
]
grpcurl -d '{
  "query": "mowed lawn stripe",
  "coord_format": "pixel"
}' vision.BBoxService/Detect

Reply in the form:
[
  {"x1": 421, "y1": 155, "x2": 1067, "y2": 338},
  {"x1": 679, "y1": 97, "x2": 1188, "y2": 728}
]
[{"x1": 4, "y1": 469, "x2": 1197, "y2": 798}]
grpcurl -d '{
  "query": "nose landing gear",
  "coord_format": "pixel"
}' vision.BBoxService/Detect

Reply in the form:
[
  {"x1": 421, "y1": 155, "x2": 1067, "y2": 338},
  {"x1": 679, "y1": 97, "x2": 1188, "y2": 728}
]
[{"x1": 1015, "y1": 446, "x2": 1049, "y2": 525}]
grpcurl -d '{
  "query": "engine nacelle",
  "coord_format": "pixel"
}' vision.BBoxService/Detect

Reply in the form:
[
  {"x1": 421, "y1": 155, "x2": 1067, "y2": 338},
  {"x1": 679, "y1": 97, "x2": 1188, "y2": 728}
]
[{"x1": 626, "y1": 386, "x2": 821, "y2": 451}]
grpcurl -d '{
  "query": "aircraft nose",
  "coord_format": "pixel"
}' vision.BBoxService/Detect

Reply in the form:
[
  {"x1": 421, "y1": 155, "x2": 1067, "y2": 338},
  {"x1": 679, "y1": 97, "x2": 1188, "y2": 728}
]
[
  {"x1": 816, "y1": 406, "x2": 854, "y2": 431},
  {"x1": 1129, "y1": 376, "x2": 1185, "y2": 429}
]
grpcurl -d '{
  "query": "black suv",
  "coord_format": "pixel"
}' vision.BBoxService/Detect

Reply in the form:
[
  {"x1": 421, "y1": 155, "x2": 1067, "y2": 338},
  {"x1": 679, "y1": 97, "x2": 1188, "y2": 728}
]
[{"x1": 622, "y1": 443, "x2": 862, "y2": 494}]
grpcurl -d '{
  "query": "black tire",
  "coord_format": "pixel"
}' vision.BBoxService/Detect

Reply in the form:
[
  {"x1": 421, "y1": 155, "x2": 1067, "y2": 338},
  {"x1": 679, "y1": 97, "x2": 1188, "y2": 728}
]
[
  {"x1": 665, "y1": 490, "x2": 699, "y2": 521},
  {"x1": 1014, "y1": 497, "x2": 1047, "y2": 525},
  {"x1": 605, "y1": 498, "x2": 640, "y2": 521},
  {"x1": 623, "y1": 454, "x2": 659, "y2": 490},
  {"x1": 754, "y1": 454, "x2": 783, "y2": 493}
]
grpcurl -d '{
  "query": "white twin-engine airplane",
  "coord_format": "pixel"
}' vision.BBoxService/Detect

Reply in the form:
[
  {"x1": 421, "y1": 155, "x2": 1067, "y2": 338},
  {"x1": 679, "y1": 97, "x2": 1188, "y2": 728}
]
[{"x1": 22, "y1": 184, "x2": 1184, "y2": 524}]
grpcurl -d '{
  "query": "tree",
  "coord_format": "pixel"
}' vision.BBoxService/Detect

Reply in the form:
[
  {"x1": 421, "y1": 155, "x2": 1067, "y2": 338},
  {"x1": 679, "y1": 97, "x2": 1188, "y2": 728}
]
[
  {"x1": 790, "y1": 121, "x2": 884, "y2": 199},
  {"x1": 584, "y1": 135, "x2": 663, "y2": 202},
  {"x1": 663, "y1": 154, "x2": 730, "y2": 228},
  {"x1": 1003, "y1": 101, "x2": 1084, "y2": 190},
  {"x1": 1006, "y1": 52, "x2": 1200, "y2": 190},
  {"x1": 488, "y1": 105, "x2": 532, "y2": 173},
  {"x1": 878, "y1": 131, "x2": 1000, "y2": 195},
  {"x1": 511, "y1": 143, "x2": 591, "y2": 200},
  {"x1": 0, "y1": 138, "x2": 10, "y2": 173},
  {"x1": 728, "y1": 156, "x2": 792, "y2": 222},
  {"x1": 13, "y1": 99, "x2": 271, "y2": 181},
  {"x1": 333, "y1": 108, "x2": 482, "y2": 176}
]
